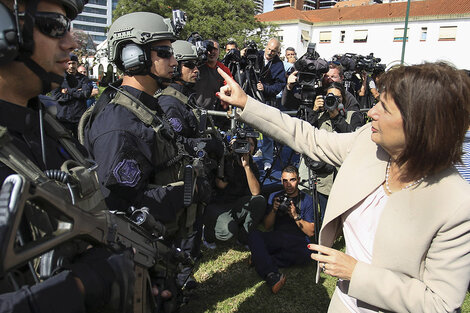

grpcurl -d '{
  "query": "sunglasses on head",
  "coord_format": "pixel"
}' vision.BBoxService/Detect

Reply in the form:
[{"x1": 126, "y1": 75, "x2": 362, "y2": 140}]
[
  {"x1": 150, "y1": 46, "x2": 174, "y2": 59},
  {"x1": 19, "y1": 11, "x2": 71, "y2": 39},
  {"x1": 181, "y1": 61, "x2": 198, "y2": 69}
]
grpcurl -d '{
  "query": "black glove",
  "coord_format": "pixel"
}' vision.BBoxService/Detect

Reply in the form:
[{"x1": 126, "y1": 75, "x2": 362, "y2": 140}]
[
  {"x1": 195, "y1": 176, "x2": 212, "y2": 205},
  {"x1": 69, "y1": 247, "x2": 135, "y2": 312}
]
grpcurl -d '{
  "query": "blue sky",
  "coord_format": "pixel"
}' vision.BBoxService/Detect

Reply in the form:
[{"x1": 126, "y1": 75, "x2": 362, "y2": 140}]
[{"x1": 263, "y1": 0, "x2": 274, "y2": 12}]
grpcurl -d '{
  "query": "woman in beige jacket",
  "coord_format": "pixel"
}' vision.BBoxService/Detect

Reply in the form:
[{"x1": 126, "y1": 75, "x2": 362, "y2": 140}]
[{"x1": 216, "y1": 62, "x2": 470, "y2": 313}]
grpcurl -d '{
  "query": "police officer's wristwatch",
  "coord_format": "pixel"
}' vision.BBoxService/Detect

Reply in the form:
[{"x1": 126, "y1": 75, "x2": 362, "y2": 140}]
[{"x1": 294, "y1": 215, "x2": 301, "y2": 221}]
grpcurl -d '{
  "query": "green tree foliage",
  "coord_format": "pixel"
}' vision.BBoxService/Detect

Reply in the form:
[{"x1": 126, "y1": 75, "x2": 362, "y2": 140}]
[{"x1": 112, "y1": 0, "x2": 278, "y2": 53}]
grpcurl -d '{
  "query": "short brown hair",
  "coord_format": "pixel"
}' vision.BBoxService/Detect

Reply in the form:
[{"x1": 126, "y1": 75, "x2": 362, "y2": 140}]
[{"x1": 377, "y1": 62, "x2": 470, "y2": 180}]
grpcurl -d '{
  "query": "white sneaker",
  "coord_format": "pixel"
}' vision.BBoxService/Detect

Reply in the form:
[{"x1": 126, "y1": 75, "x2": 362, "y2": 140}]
[{"x1": 264, "y1": 162, "x2": 272, "y2": 171}]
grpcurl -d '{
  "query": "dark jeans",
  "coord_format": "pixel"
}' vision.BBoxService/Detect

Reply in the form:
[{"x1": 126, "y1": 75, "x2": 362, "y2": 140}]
[
  {"x1": 248, "y1": 229, "x2": 311, "y2": 279},
  {"x1": 203, "y1": 195, "x2": 266, "y2": 244}
]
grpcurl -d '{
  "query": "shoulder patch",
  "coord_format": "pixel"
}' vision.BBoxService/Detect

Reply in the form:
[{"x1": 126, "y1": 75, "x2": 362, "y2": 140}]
[
  {"x1": 168, "y1": 117, "x2": 183, "y2": 133},
  {"x1": 113, "y1": 159, "x2": 141, "y2": 187}
]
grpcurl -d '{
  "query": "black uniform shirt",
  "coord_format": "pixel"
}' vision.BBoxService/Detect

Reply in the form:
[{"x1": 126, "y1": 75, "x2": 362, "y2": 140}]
[
  {"x1": 159, "y1": 83, "x2": 199, "y2": 139},
  {"x1": 0, "y1": 99, "x2": 80, "y2": 182},
  {"x1": 0, "y1": 98, "x2": 86, "y2": 312},
  {"x1": 84, "y1": 86, "x2": 185, "y2": 223}
]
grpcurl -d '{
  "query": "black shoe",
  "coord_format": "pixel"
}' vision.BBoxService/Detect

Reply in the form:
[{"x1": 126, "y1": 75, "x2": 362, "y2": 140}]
[
  {"x1": 184, "y1": 275, "x2": 198, "y2": 290},
  {"x1": 266, "y1": 272, "x2": 286, "y2": 294}
]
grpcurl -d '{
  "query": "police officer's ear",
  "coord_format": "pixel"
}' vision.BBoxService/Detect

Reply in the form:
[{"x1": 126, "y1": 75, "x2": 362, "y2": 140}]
[
  {"x1": 119, "y1": 43, "x2": 150, "y2": 76},
  {"x1": 0, "y1": 1, "x2": 19, "y2": 66}
]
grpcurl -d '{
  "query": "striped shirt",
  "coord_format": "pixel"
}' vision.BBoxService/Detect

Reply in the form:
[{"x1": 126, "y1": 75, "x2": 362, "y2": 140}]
[{"x1": 455, "y1": 130, "x2": 470, "y2": 183}]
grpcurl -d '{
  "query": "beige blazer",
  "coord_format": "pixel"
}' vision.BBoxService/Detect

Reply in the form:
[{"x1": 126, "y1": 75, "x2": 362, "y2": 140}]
[{"x1": 239, "y1": 97, "x2": 470, "y2": 313}]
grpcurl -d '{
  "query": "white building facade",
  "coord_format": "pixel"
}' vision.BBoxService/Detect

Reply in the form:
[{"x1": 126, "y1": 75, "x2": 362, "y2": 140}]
[{"x1": 259, "y1": 1, "x2": 470, "y2": 70}]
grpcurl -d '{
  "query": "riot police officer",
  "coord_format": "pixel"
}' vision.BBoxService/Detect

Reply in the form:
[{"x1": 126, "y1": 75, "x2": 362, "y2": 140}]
[
  {"x1": 81, "y1": 12, "x2": 187, "y2": 222},
  {"x1": 80, "y1": 12, "x2": 205, "y2": 309},
  {"x1": 0, "y1": 0, "x2": 134, "y2": 312}
]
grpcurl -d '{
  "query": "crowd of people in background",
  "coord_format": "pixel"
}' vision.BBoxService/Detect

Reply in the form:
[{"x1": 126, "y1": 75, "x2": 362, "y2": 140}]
[{"x1": 0, "y1": 2, "x2": 469, "y2": 312}]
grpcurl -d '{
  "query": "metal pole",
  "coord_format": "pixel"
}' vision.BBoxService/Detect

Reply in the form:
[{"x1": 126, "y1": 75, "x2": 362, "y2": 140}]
[{"x1": 400, "y1": 0, "x2": 411, "y2": 65}]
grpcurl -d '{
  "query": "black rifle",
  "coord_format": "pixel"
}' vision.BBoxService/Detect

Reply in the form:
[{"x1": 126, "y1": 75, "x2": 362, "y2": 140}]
[{"x1": 0, "y1": 174, "x2": 192, "y2": 313}]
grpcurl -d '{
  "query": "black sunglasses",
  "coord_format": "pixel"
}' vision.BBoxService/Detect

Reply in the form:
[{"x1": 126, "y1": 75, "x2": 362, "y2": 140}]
[
  {"x1": 19, "y1": 11, "x2": 71, "y2": 39},
  {"x1": 181, "y1": 61, "x2": 198, "y2": 69},
  {"x1": 150, "y1": 46, "x2": 174, "y2": 59}
]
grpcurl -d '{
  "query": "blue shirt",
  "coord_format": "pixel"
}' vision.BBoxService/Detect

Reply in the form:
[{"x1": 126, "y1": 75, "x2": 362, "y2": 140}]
[{"x1": 267, "y1": 190, "x2": 314, "y2": 239}]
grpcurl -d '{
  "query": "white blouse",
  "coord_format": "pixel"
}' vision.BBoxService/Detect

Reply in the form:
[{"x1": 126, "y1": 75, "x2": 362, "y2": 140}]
[{"x1": 336, "y1": 185, "x2": 389, "y2": 313}]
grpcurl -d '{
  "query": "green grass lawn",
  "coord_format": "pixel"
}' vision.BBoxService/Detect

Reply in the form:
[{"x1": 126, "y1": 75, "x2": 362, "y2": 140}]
[{"x1": 179, "y1": 240, "x2": 470, "y2": 313}]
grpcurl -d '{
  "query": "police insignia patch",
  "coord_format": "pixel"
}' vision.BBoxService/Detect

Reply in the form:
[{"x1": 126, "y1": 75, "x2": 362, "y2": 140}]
[
  {"x1": 168, "y1": 117, "x2": 183, "y2": 133},
  {"x1": 113, "y1": 159, "x2": 141, "y2": 187}
]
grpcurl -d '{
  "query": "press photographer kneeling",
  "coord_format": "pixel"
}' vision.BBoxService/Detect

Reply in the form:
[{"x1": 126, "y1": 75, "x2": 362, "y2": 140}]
[
  {"x1": 248, "y1": 165, "x2": 314, "y2": 294},
  {"x1": 203, "y1": 132, "x2": 266, "y2": 247}
]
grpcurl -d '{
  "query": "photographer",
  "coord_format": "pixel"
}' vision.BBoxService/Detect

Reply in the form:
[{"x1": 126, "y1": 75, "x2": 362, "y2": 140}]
[
  {"x1": 248, "y1": 165, "x2": 314, "y2": 294},
  {"x1": 285, "y1": 62, "x2": 360, "y2": 113},
  {"x1": 241, "y1": 38, "x2": 286, "y2": 171},
  {"x1": 356, "y1": 70, "x2": 380, "y2": 110},
  {"x1": 203, "y1": 136, "x2": 266, "y2": 246},
  {"x1": 193, "y1": 39, "x2": 232, "y2": 110},
  {"x1": 222, "y1": 41, "x2": 244, "y2": 85}
]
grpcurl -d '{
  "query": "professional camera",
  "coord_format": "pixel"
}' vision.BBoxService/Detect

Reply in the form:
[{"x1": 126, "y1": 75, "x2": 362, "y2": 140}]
[
  {"x1": 293, "y1": 43, "x2": 329, "y2": 106},
  {"x1": 276, "y1": 194, "x2": 300, "y2": 215},
  {"x1": 187, "y1": 32, "x2": 215, "y2": 63},
  {"x1": 231, "y1": 128, "x2": 259, "y2": 154},
  {"x1": 323, "y1": 92, "x2": 341, "y2": 111},
  {"x1": 223, "y1": 48, "x2": 241, "y2": 64},
  {"x1": 332, "y1": 52, "x2": 384, "y2": 77},
  {"x1": 244, "y1": 41, "x2": 258, "y2": 62}
]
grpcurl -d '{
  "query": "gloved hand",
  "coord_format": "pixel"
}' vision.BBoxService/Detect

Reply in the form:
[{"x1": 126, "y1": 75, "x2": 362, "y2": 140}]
[
  {"x1": 69, "y1": 247, "x2": 135, "y2": 312},
  {"x1": 195, "y1": 176, "x2": 212, "y2": 205}
]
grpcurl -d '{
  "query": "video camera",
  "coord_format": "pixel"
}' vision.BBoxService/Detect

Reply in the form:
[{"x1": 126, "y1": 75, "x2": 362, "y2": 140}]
[
  {"x1": 332, "y1": 52, "x2": 385, "y2": 80},
  {"x1": 231, "y1": 128, "x2": 259, "y2": 154},
  {"x1": 223, "y1": 48, "x2": 241, "y2": 64},
  {"x1": 171, "y1": 9, "x2": 187, "y2": 37},
  {"x1": 293, "y1": 43, "x2": 329, "y2": 106},
  {"x1": 244, "y1": 41, "x2": 259, "y2": 63},
  {"x1": 187, "y1": 32, "x2": 215, "y2": 64}
]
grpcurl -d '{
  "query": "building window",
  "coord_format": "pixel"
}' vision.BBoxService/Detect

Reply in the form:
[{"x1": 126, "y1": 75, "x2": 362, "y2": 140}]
[
  {"x1": 353, "y1": 30, "x2": 367, "y2": 43},
  {"x1": 420, "y1": 27, "x2": 427, "y2": 41},
  {"x1": 83, "y1": 6, "x2": 107, "y2": 15},
  {"x1": 88, "y1": 0, "x2": 107, "y2": 5},
  {"x1": 301, "y1": 30, "x2": 311, "y2": 43},
  {"x1": 319, "y1": 31, "x2": 331, "y2": 43},
  {"x1": 72, "y1": 24, "x2": 107, "y2": 33},
  {"x1": 393, "y1": 28, "x2": 409, "y2": 42},
  {"x1": 75, "y1": 15, "x2": 107, "y2": 24},
  {"x1": 439, "y1": 26, "x2": 457, "y2": 41},
  {"x1": 340, "y1": 30, "x2": 345, "y2": 43}
]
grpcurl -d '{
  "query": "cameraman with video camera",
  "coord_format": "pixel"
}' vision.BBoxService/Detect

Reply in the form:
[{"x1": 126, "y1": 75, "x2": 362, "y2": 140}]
[
  {"x1": 203, "y1": 134, "x2": 266, "y2": 247},
  {"x1": 192, "y1": 38, "x2": 232, "y2": 106},
  {"x1": 240, "y1": 38, "x2": 286, "y2": 171},
  {"x1": 248, "y1": 165, "x2": 314, "y2": 294},
  {"x1": 282, "y1": 48, "x2": 363, "y2": 220}
]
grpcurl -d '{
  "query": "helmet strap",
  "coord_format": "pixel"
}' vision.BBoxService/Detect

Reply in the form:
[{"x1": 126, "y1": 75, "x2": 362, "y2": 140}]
[{"x1": 148, "y1": 72, "x2": 172, "y2": 89}]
